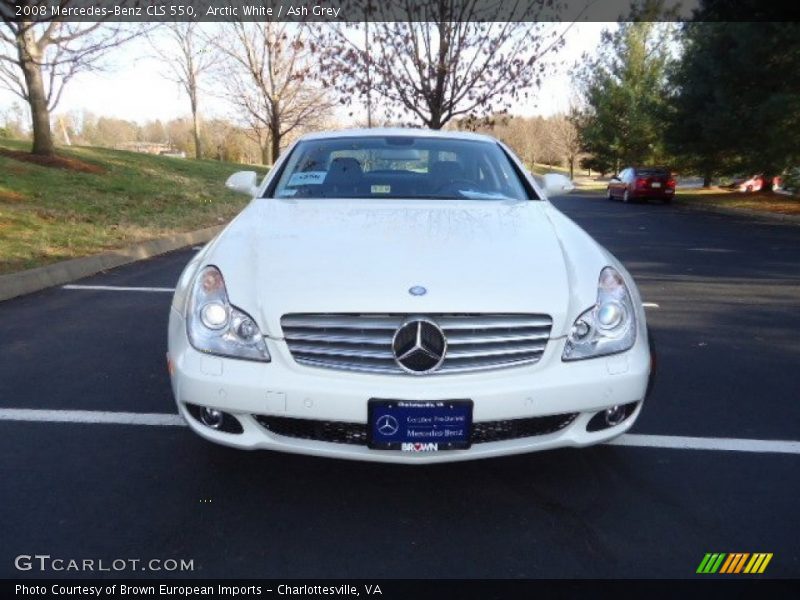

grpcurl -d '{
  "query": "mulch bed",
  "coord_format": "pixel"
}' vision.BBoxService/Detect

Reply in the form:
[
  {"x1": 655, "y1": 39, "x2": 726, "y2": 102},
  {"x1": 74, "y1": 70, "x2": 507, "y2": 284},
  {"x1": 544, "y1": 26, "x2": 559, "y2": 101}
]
[{"x1": 0, "y1": 148, "x2": 106, "y2": 174}]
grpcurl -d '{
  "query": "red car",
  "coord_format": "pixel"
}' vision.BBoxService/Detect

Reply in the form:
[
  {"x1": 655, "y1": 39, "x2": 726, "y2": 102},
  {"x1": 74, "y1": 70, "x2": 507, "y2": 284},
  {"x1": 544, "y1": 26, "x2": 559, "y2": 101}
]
[
  {"x1": 732, "y1": 175, "x2": 782, "y2": 192},
  {"x1": 607, "y1": 167, "x2": 676, "y2": 204}
]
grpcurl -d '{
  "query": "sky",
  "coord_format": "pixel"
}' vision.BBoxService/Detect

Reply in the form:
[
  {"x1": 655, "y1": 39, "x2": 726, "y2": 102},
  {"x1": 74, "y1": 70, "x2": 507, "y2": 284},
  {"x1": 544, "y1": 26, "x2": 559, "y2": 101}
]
[{"x1": 0, "y1": 22, "x2": 608, "y2": 128}]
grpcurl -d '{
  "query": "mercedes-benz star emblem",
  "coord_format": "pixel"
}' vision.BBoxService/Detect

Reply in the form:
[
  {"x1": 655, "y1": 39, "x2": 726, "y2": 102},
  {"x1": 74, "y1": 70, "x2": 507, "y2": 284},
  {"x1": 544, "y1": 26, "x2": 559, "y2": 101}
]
[
  {"x1": 391, "y1": 318, "x2": 447, "y2": 374},
  {"x1": 376, "y1": 415, "x2": 399, "y2": 436}
]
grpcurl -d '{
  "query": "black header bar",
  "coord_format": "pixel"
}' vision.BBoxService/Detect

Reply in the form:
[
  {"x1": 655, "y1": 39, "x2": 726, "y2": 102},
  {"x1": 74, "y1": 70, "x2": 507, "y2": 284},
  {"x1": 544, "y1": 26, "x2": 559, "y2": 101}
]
[{"x1": 2, "y1": 0, "x2": 799, "y2": 23}]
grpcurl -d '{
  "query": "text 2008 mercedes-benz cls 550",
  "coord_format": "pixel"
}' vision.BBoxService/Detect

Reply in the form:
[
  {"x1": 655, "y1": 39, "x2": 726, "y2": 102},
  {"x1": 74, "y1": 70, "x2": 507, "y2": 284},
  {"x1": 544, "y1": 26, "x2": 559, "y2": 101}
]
[{"x1": 167, "y1": 128, "x2": 654, "y2": 463}]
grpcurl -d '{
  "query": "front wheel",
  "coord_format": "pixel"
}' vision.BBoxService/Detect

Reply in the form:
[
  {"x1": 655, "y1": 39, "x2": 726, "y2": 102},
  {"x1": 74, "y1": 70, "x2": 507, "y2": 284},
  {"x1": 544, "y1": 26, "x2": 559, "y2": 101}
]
[{"x1": 607, "y1": 188, "x2": 614, "y2": 200}]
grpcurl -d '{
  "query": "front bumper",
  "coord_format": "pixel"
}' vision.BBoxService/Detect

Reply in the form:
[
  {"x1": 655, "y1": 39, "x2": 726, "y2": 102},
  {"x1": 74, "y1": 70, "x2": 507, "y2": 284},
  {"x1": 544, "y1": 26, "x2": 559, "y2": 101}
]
[{"x1": 168, "y1": 308, "x2": 652, "y2": 463}]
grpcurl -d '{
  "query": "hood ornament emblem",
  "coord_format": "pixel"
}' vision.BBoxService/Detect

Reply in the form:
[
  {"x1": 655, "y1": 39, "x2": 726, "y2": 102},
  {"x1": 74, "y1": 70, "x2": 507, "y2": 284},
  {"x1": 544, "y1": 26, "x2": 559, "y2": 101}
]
[{"x1": 408, "y1": 286, "x2": 427, "y2": 296}]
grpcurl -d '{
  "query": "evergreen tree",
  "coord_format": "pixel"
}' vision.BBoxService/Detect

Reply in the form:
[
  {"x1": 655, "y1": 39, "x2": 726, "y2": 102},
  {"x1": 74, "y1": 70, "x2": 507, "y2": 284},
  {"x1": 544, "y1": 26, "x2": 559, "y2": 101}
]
[
  {"x1": 667, "y1": 19, "x2": 800, "y2": 190},
  {"x1": 576, "y1": 18, "x2": 677, "y2": 173}
]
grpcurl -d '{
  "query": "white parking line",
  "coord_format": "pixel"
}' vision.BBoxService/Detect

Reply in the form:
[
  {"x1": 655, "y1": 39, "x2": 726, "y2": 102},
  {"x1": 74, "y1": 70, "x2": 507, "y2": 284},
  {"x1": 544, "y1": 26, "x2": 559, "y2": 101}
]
[
  {"x1": 0, "y1": 408, "x2": 185, "y2": 427},
  {"x1": 607, "y1": 434, "x2": 800, "y2": 455},
  {"x1": 62, "y1": 285, "x2": 175, "y2": 293},
  {"x1": 1, "y1": 408, "x2": 798, "y2": 455},
  {"x1": 642, "y1": 302, "x2": 660, "y2": 308}
]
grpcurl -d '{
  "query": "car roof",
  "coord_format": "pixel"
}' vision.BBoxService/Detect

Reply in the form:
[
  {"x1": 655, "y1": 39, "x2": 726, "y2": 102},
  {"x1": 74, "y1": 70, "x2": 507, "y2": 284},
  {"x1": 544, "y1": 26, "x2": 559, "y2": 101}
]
[{"x1": 297, "y1": 127, "x2": 498, "y2": 144}]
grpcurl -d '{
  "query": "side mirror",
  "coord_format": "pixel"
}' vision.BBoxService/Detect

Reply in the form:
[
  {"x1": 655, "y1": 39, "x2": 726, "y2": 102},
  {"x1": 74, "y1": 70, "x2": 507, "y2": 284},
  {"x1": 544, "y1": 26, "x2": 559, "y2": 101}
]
[
  {"x1": 225, "y1": 171, "x2": 259, "y2": 196},
  {"x1": 542, "y1": 173, "x2": 575, "y2": 196}
]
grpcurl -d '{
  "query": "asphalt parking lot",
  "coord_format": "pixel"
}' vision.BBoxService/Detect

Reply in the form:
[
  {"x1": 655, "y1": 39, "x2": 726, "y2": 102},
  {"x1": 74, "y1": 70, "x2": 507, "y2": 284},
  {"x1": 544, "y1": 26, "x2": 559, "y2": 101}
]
[{"x1": 1, "y1": 192, "x2": 799, "y2": 579}]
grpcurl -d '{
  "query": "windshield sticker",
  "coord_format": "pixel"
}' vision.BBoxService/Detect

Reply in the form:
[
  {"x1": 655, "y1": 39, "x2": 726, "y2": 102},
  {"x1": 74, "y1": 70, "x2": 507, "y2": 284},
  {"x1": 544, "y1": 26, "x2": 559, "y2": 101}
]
[
  {"x1": 371, "y1": 185, "x2": 391, "y2": 194},
  {"x1": 288, "y1": 171, "x2": 327, "y2": 186},
  {"x1": 457, "y1": 190, "x2": 514, "y2": 200},
  {"x1": 277, "y1": 189, "x2": 297, "y2": 197}
]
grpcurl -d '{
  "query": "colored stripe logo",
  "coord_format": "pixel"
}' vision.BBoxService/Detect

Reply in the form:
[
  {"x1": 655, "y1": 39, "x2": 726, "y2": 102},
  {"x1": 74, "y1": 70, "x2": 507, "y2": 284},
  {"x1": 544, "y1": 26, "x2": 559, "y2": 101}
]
[{"x1": 697, "y1": 553, "x2": 773, "y2": 574}]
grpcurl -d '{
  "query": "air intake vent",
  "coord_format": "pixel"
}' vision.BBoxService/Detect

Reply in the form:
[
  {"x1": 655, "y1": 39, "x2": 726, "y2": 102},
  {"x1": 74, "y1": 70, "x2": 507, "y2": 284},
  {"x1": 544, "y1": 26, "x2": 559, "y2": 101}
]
[{"x1": 253, "y1": 413, "x2": 577, "y2": 445}]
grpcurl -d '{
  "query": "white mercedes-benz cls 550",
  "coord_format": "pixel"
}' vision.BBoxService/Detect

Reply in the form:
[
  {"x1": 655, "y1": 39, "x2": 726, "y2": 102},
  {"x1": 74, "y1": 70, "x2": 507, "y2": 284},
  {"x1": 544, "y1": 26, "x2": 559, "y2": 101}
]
[{"x1": 167, "y1": 128, "x2": 654, "y2": 463}]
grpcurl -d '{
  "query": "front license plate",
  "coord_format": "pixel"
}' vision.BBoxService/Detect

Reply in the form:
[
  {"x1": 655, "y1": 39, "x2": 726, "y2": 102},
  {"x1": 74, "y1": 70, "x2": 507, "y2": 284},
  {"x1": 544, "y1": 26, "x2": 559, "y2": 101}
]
[
  {"x1": 368, "y1": 399, "x2": 473, "y2": 451},
  {"x1": 651, "y1": 182, "x2": 662, "y2": 188}
]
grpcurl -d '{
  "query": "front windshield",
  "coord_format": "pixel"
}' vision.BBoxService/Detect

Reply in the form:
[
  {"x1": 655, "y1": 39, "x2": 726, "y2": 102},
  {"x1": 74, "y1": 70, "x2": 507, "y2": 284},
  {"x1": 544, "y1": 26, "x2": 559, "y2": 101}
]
[{"x1": 269, "y1": 136, "x2": 532, "y2": 201}]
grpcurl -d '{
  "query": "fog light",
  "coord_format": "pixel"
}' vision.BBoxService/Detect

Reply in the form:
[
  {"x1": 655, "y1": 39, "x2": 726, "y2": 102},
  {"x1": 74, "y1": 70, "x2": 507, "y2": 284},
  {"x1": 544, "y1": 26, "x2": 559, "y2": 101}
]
[
  {"x1": 185, "y1": 403, "x2": 243, "y2": 434},
  {"x1": 586, "y1": 402, "x2": 638, "y2": 432},
  {"x1": 604, "y1": 405, "x2": 626, "y2": 427},
  {"x1": 200, "y1": 407, "x2": 224, "y2": 429}
]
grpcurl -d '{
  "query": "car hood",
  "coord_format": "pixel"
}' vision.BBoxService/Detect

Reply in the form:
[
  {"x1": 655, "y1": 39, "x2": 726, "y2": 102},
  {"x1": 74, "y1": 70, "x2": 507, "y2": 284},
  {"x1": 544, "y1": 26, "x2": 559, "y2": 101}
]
[{"x1": 206, "y1": 198, "x2": 597, "y2": 338}]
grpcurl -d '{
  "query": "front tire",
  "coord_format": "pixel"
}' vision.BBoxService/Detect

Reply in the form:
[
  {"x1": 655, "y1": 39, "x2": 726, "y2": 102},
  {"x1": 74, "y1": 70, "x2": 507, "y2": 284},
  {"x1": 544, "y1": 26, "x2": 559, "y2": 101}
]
[{"x1": 607, "y1": 188, "x2": 614, "y2": 200}]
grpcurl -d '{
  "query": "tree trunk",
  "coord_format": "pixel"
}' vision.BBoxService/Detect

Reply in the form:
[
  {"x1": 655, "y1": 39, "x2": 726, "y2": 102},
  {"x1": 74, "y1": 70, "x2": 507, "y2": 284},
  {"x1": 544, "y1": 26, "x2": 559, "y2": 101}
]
[
  {"x1": 568, "y1": 157, "x2": 574, "y2": 180},
  {"x1": 269, "y1": 133, "x2": 281, "y2": 166},
  {"x1": 428, "y1": 111, "x2": 443, "y2": 130},
  {"x1": 428, "y1": 20, "x2": 448, "y2": 131},
  {"x1": 702, "y1": 173, "x2": 712, "y2": 188},
  {"x1": 261, "y1": 144, "x2": 270, "y2": 166},
  {"x1": 269, "y1": 116, "x2": 281, "y2": 165},
  {"x1": 263, "y1": 97, "x2": 281, "y2": 164},
  {"x1": 17, "y1": 28, "x2": 55, "y2": 156},
  {"x1": 761, "y1": 174, "x2": 774, "y2": 193},
  {"x1": 190, "y1": 93, "x2": 202, "y2": 159}
]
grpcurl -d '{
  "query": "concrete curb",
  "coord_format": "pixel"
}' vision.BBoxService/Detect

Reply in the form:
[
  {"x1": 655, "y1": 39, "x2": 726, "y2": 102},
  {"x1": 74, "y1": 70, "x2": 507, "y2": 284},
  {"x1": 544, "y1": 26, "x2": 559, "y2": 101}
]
[
  {"x1": 0, "y1": 225, "x2": 223, "y2": 303},
  {"x1": 674, "y1": 200, "x2": 800, "y2": 225}
]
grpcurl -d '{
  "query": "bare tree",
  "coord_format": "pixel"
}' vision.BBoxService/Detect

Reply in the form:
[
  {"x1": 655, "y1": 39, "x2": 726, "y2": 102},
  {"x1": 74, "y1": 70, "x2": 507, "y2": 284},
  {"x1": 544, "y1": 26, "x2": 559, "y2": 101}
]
[
  {"x1": 490, "y1": 116, "x2": 536, "y2": 167},
  {"x1": 549, "y1": 110, "x2": 581, "y2": 179},
  {"x1": 312, "y1": 1, "x2": 567, "y2": 130},
  {"x1": 148, "y1": 23, "x2": 218, "y2": 159},
  {"x1": 0, "y1": 1, "x2": 144, "y2": 155},
  {"x1": 214, "y1": 22, "x2": 334, "y2": 165}
]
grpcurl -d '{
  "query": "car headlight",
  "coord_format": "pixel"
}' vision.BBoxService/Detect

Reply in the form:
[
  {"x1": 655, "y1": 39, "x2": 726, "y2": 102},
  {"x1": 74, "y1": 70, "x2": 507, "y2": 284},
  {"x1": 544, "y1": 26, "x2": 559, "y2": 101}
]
[
  {"x1": 562, "y1": 267, "x2": 637, "y2": 361},
  {"x1": 186, "y1": 265, "x2": 271, "y2": 362}
]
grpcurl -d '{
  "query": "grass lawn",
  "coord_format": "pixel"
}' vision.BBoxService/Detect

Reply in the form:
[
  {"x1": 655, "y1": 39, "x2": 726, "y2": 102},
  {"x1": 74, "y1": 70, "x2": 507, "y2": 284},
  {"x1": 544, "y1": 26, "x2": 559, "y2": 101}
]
[
  {"x1": 529, "y1": 163, "x2": 570, "y2": 177},
  {"x1": 675, "y1": 187, "x2": 800, "y2": 216},
  {"x1": 528, "y1": 163, "x2": 609, "y2": 191},
  {"x1": 572, "y1": 178, "x2": 609, "y2": 191},
  {"x1": 0, "y1": 139, "x2": 268, "y2": 274}
]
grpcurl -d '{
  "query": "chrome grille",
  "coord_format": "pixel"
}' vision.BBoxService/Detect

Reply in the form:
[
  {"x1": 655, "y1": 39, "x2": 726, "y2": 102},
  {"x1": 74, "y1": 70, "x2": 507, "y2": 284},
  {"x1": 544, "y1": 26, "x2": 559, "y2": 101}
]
[{"x1": 280, "y1": 314, "x2": 552, "y2": 375}]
